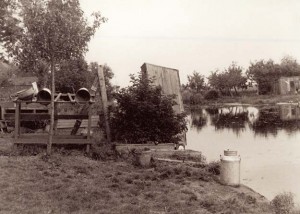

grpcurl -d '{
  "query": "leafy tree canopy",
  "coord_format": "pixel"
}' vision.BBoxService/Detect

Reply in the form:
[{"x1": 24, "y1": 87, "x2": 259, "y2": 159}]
[
  {"x1": 208, "y1": 62, "x2": 246, "y2": 96},
  {"x1": 0, "y1": 0, "x2": 106, "y2": 92},
  {"x1": 187, "y1": 71, "x2": 206, "y2": 93}
]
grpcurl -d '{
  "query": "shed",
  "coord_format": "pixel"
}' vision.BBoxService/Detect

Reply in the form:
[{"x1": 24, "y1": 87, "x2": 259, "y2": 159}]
[
  {"x1": 278, "y1": 76, "x2": 300, "y2": 95},
  {"x1": 141, "y1": 63, "x2": 184, "y2": 114}
]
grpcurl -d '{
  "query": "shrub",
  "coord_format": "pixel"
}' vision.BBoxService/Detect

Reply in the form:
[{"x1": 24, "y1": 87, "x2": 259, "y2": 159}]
[
  {"x1": 110, "y1": 73, "x2": 187, "y2": 144},
  {"x1": 271, "y1": 192, "x2": 294, "y2": 214},
  {"x1": 181, "y1": 89, "x2": 192, "y2": 104},
  {"x1": 204, "y1": 90, "x2": 219, "y2": 100},
  {"x1": 190, "y1": 93, "x2": 204, "y2": 105}
]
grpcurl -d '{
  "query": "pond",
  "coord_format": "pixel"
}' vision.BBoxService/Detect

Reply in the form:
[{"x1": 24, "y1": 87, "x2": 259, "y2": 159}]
[{"x1": 186, "y1": 104, "x2": 300, "y2": 204}]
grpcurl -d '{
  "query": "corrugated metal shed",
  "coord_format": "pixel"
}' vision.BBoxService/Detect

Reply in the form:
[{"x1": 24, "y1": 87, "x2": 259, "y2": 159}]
[{"x1": 141, "y1": 63, "x2": 184, "y2": 114}]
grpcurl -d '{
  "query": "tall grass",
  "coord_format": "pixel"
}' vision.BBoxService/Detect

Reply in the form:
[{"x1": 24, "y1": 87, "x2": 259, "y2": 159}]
[{"x1": 271, "y1": 192, "x2": 295, "y2": 214}]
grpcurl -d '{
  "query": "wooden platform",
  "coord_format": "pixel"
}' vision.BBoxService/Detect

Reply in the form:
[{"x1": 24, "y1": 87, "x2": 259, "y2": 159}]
[{"x1": 10, "y1": 96, "x2": 96, "y2": 153}]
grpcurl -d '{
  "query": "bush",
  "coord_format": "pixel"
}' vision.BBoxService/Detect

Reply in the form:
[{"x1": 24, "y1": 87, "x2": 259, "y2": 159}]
[
  {"x1": 110, "y1": 73, "x2": 187, "y2": 144},
  {"x1": 181, "y1": 89, "x2": 192, "y2": 104},
  {"x1": 190, "y1": 93, "x2": 204, "y2": 105},
  {"x1": 271, "y1": 192, "x2": 294, "y2": 214},
  {"x1": 204, "y1": 90, "x2": 219, "y2": 100}
]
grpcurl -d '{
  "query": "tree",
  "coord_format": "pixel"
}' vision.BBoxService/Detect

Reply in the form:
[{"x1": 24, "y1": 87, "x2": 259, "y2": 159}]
[
  {"x1": 207, "y1": 70, "x2": 225, "y2": 93},
  {"x1": 0, "y1": 0, "x2": 22, "y2": 60},
  {"x1": 1, "y1": 0, "x2": 106, "y2": 153},
  {"x1": 111, "y1": 73, "x2": 187, "y2": 144},
  {"x1": 187, "y1": 71, "x2": 205, "y2": 93},
  {"x1": 247, "y1": 60, "x2": 280, "y2": 95},
  {"x1": 208, "y1": 63, "x2": 247, "y2": 96},
  {"x1": 226, "y1": 63, "x2": 247, "y2": 95},
  {"x1": 1, "y1": 0, "x2": 106, "y2": 83},
  {"x1": 280, "y1": 55, "x2": 300, "y2": 76},
  {"x1": 55, "y1": 57, "x2": 89, "y2": 92}
]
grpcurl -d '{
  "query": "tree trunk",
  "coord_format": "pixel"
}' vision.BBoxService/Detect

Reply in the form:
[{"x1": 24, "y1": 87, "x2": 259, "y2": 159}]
[
  {"x1": 229, "y1": 88, "x2": 233, "y2": 97},
  {"x1": 234, "y1": 87, "x2": 238, "y2": 96}
]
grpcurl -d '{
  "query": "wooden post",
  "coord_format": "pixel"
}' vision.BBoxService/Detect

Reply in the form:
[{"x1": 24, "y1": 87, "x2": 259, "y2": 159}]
[
  {"x1": 53, "y1": 102, "x2": 58, "y2": 135},
  {"x1": 86, "y1": 104, "x2": 92, "y2": 153},
  {"x1": 98, "y1": 65, "x2": 111, "y2": 143},
  {"x1": 14, "y1": 102, "x2": 21, "y2": 139}
]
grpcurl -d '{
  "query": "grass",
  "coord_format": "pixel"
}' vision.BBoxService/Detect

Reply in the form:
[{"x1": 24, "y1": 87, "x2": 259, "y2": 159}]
[
  {"x1": 187, "y1": 94, "x2": 300, "y2": 108},
  {"x1": 271, "y1": 192, "x2": 295, "y2": 214},
  {"x1": 0, "y1": 139, "x2": 274, "y2": 214}
]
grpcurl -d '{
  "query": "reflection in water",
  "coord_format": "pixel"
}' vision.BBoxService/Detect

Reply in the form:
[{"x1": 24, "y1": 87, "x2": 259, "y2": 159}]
[
  {"x1": 250, "y1": 105, "x2": 300, "y2": 137},
  {"x1": 190, "y1": 105, "x2": 300, "y2": 137},
  {"x1": 249, "y1": 107, "x2": 281, "y2": 137},
  {"x1": 190, "y1": 108, "x2": 207, "y2": 132},
  {"x1": 207, "y1": 106, "x2": 248, "y2": 136}
]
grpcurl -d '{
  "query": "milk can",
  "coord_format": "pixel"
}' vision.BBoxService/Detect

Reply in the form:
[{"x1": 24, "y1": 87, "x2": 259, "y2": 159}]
[
  {"x1": 75, "y1": 88, "x2": 91, "y2": 102},
  {"x1": 37, "y1": 88, "x2": 51, "y2": 102},
  {"x1": 220, "y1": 150, "x2": 241, "y2": 187}
]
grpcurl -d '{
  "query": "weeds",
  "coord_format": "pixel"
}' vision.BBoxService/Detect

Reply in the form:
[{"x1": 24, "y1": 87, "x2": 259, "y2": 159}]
[
  {"x1": 89, "y1": 142, "x2": 117, "y2": 161},
  {"x1": 206, "y1": 161, "x2": 221, "y2": 175},
  {"x1": 271, "y1": 192, "x2": 295, "y2": 214}
]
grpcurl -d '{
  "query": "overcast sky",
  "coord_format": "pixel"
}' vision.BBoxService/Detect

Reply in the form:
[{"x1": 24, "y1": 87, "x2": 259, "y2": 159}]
[{"x1": 80, "y1": 0, "x2": 300, "y2": 87}]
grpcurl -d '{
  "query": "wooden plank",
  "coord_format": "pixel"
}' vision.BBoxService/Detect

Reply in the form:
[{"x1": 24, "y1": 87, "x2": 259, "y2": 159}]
[
  {"x1": 21, "y1": 134, "x2": 87, "y2": 139},
  {"x1": 56, "y1": 117, "x2": 98, "y2": 129},
  {"x1": 5, "y1": 114, "x2": 50, "y2": 120},
  {"x1": 5, "y1": 114, "x2": 90, "y2": 120},
  {"x1": 57, "y1": 121, "x2": 98, "y2": 129},
  {"x1": 5, "y1": 108, "x2": 49, "y2": 114},
  {"x1": 98, "y1": 65, "x2": 111, "y2": 142},
  {"x1": 56, "y1": 115, "x2": 89, "y2": 120}
]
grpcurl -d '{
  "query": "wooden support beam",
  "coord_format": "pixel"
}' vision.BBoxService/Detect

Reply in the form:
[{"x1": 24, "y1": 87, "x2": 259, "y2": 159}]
[
  {"x1": 98, "y1": 65, "x2": 111, "y2": 143},
  {"x1": 86, "y1": 105, "x2": 92, "y2": 153},
  {"x1": 54, "y1": 93, "x2": 62, "y2": 102},
  {"x1": 67, "y1": 93, "x2": 75, "y2": 103},
  {"x1": 14, "y1": 102, "x2": 21, "y2": 139}
]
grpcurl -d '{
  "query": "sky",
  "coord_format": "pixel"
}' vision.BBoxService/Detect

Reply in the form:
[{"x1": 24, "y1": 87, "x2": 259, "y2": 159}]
[{"x1": 80, "y1": 0, "x2": 300, "y2": 87}]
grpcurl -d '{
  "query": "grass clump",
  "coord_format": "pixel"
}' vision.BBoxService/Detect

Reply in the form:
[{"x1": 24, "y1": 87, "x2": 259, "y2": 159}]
[
  {"x1": 205, "y1": 161, "x2": 221, "y2": 175},
  {"x1": 271, "y1": 192, "x2": 295, "y2": 214}
]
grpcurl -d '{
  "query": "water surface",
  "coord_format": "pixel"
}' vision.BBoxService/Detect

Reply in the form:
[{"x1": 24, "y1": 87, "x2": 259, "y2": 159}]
[{"x1": 186, "y1": 104, "x2": 300, "y2": 204}]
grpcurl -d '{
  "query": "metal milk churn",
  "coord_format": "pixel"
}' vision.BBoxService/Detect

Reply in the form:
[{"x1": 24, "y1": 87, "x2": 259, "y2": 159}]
[{"x1": 220, "y1": 150, "x2": 241, "y2": 187}]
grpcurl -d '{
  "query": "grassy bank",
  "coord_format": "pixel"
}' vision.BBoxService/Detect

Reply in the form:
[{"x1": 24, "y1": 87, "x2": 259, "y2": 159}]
[
  {"x1": 185, "y1": 94, "x2": 300, "y2": 110},
  {"x1": 0, "y1": 139, "x2": 274, "y2": 214}
]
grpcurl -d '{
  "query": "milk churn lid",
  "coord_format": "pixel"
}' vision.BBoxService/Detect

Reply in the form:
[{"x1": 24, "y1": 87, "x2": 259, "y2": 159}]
[{"x1": 224, "y1": 150, "x2": 237, "y2": 156}]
